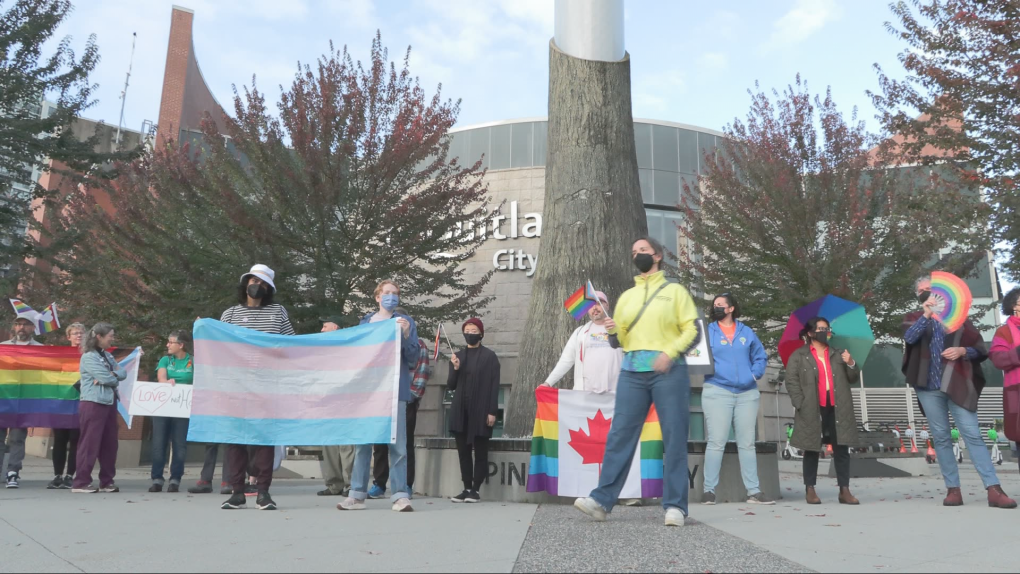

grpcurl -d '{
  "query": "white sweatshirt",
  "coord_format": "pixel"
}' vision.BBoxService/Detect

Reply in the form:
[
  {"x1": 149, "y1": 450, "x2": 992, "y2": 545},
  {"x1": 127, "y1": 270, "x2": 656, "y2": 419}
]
[{"x1": 543, "y1": 322, "x2": 623, "y2": 393}]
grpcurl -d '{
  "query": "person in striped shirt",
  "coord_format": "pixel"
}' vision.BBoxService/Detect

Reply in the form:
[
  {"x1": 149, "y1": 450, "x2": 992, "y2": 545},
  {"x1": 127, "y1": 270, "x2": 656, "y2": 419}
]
[{"x1": 219, "y1": 264, "x2": 295, "y2": 512}]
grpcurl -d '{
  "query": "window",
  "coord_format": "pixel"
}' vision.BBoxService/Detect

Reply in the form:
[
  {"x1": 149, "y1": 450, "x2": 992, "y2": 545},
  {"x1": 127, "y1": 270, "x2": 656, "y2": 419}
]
[
  {"x1": 653, "y1": 170, "x2": 680, "y2": 207},
  {"x1": 534, "y1": 122, "x2": 548, "y2": 166},
  {"x1": 510, "y1": 123, "x2": 534, "y2": 168},
  {"x1": 490, "y1": 125, "x2": 511, "y2": 170},
  {"x1": 468, "y1": 127, "x2": 490, "y2": 170},
  {"x1": 639, "y1": 169, "x2": 654, "y2": 203},
  {"x1": 678, "y1": 129, "x2": 698, "y2": 175},
  {"x1": 634, "y1": 123, "x2": 653, "y2": 169},
  {"x1": 652, "y1": 125, "x2": 679, "y2": 172}
]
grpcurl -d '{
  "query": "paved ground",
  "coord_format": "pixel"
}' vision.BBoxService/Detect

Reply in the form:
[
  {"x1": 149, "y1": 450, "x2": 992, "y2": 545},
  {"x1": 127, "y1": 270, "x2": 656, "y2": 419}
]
[{"x1": 3, "y1": 455, "x2": 1017, "y2": 572}]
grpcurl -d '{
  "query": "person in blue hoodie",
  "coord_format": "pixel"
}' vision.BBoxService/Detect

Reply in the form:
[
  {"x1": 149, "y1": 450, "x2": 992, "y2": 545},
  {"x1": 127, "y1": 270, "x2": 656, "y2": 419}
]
[
  {"x1": 700, "y1": 293, "x2": 773, "y2": 505},
  {"x1": 337, "y1": 280, "x2": 420, "y2": 513}
]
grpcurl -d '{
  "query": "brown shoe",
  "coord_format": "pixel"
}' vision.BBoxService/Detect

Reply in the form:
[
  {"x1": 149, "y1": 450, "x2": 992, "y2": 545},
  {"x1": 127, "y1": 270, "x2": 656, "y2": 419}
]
[
  {"x1": 805, "y1": 486, "x2": 821, "y2": 505},
  {"x1": 987, "y1": 485, "x2": 1018, "y2": 509},
  {"x1": 943, "y1": 487, "x2": 963, "y2": 507},
  {"x1": 838, "y1": 487, "x2": 859, "y2": 505}
]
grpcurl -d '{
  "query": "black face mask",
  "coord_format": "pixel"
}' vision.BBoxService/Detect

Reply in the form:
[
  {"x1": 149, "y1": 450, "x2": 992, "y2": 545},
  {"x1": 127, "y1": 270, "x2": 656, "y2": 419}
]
[
  {"x1": 247, "y1": 284, "x2": 268, "y2": 300},
  {"x1": 633, "y1": 253, "x2": 655, "y2": 273},
  {"x1": 464, "y1": 333, "x2": 483, "y2": 346},
  {"x1": 812, "y1": 332, "x2": 830, "y2": 345},
  {"x1": 711, "y1": 307, "x2": 728, "y2": 320},
  {"x1": 918, "y1": 290, "x2": 931, "y2": 304}
]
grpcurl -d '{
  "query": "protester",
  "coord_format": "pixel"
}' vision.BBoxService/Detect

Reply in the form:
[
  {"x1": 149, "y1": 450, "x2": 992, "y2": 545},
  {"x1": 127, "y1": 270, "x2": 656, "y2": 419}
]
[
  {"x1": 574, "y1": 237, "x2": 698, "y2": 527},
  {"x1": 990, "y1": 287, "x2": 1020, "y2": 474},
  {"x1": 317, "y1": 316, "x2": 355, "y2": 498},
  {"x1": 701, "y1": 293, "x2": 773, "y2": 506},
  {"x1": 444, "y1": 318, "x2": 500, "y2": 504},
  {"x1": 785, "y1": 317, "x2": 860, "y2": 505},
  {"x1": 72, "y1": 323, "x2": 127, "y2": 494},
  {"x1": 337, "y1": 280, "x2": 419, "y2": 513},
  {"x1": 46, "y1": 323, "x2": 86, "y2": 489},
  {"x1": 218, "y1": 264, "x2": 295, "y2": 511},
  {"x1": 906, "y1": 276, "x2": 1016, "y2": 508},
  {"x1": 368, "y1": 309, "x2": 432, "y2": 497},
  {"x1": 148, "y1": 331, "x2": 194, "y2": 493},
  {"x1": 543, "y1": 291, "x2": 623, "y2": 392},
  {"x1": 0, "y1": 316, "x2": 43, "y2": 488}
]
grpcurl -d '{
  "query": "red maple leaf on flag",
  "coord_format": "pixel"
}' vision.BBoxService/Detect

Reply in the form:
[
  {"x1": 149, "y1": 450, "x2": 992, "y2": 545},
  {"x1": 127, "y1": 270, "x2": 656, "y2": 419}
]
[{"x1": 568, "y1": 409, "x2": 613, "y2": 474}]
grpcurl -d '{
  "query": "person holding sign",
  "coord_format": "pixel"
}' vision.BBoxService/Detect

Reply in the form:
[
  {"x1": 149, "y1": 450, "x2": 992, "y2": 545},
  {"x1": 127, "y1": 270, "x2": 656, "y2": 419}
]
[
  {"x1": 542, "y1": 291, "x2": 622, "y2": 393},
  {"x1": 701, "y1": 293, "x2": 773, "y2": 506},
  {"x1": 574, "y1": 236, "x2": 698, "y2": 527},
  {"x1": 72, "y1": 323, "x2": 127, "y2": 494},
  {"x1": 148, "y1": 331, "x2": 194, "y2": 494}
]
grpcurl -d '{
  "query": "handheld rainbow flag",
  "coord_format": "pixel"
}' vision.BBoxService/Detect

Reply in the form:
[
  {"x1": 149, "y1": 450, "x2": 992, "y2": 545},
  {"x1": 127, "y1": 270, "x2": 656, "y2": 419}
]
[
  {"x1": 564, "y1": 281, "x2": 599, "y2": 321},
  {"x1": 0, "y1": 346, "x2": 83, "y2": 428},
  {"x1": 8, "y1": 299, "x2": 60, "y2": 334},
  {"x1": 527, "y1": 386, "x2": 663, "y2": 498}
]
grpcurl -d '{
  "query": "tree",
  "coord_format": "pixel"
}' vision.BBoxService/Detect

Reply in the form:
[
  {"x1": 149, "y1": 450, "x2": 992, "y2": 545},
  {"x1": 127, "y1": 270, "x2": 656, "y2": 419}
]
[
  {"x1": 0, "y1": 0, "x2": 132, "y2": 292},
  {"x1": 870, "y1": 0, "x2": 1020, "y2": 279},
  {"x1": 29, "y1": 34, "x2": 494, "y2": 353},
  {"x1": 677, "y1": 77, "x2": 991, "y2": 355}
]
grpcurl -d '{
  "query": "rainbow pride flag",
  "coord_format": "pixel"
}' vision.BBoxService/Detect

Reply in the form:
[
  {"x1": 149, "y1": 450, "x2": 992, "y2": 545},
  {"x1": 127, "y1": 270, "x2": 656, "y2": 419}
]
[
  {"x1": 0, "y1": 346, "x2": 82, "y2": 428},
  {"x1": 527, "y1": 386, "x2": 663, "y2": 498},
  {"x1": 187, "y1": 318, "x2": 401, "y2": 446},
  {"x1": 564, "y1": 280, "x2": 599, "y2": 320}
]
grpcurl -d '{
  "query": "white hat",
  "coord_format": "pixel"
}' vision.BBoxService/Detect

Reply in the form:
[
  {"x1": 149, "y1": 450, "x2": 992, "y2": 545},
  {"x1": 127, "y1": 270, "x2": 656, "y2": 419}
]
[{"x1": 240, "y1": 264, "x2": 276, "y2": 292}]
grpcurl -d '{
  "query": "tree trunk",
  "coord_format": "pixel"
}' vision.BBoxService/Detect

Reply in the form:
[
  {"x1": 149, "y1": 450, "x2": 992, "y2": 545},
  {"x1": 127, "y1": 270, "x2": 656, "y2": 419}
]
[{"x1": 503, "y1": 40, "x2": 646, "y2": 437}]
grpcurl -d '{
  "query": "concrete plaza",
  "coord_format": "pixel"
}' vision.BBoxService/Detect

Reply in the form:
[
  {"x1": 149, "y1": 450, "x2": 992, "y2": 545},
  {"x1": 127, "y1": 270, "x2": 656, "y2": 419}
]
[{"x1": 0, "y1": 455, "x2": 1016, "y2": 572}]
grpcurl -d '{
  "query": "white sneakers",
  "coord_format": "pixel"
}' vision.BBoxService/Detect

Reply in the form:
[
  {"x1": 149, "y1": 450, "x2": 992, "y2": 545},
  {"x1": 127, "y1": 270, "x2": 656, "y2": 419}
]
[
  {"x1": 665, "y1": 508, "x2": 686, "y2": 527},
  {"x1": 573, "y1": 497, "x2": 607, "y2": 522},
  {"x1": 336, "y1": 497, "x2": 366, "y2": 511},
  {"x1": 392, "y1": 498, "x2": 414, "y2": 512}
]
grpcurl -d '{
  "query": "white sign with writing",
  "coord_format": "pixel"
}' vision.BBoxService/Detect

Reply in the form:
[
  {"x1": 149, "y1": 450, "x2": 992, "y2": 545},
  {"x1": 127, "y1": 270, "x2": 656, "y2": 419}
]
[
  {"x1": 685, "y1": 319, "x2": 715, "y2": 376},
  {"x1": 128, "y1": 381, "x2": 193, "y2": 419}
]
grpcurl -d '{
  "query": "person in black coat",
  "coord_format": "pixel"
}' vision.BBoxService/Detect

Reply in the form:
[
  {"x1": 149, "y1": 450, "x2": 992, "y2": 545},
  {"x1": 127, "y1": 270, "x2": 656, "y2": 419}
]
[{"x1": 447, "y1": 317, "x2": 500, "y2": 503}]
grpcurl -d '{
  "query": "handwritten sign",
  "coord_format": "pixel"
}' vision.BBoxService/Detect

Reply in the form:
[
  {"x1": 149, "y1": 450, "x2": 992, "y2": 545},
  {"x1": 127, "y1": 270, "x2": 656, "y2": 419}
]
[{"x1": 128, "y1": 381, "x2": 193, "y2": 419}]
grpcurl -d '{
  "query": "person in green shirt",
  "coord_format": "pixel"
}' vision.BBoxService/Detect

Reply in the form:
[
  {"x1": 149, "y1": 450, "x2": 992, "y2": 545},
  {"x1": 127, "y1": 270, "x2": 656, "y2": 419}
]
[{"x1": 149, "y1": 330, "x2": 194, "y2": 493}]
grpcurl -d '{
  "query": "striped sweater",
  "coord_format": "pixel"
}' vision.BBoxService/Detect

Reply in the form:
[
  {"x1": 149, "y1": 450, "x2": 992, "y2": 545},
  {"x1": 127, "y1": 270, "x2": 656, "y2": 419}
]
[{"x1": 219, "y1": 304, "x2": 296, "y2": 335}]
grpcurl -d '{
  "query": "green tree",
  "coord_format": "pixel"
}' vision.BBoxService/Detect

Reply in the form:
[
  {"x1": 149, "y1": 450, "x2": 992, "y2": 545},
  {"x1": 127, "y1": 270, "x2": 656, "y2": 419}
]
[
  {"x1": 871, "y1": 0, "x2": 1020, "y2": 279},
  {"x1": 678, "y1": 77, "x2": 991, "y2": 354},
  {"x1": 31, "y1": 34, "x2": 493, "y2": 352}
]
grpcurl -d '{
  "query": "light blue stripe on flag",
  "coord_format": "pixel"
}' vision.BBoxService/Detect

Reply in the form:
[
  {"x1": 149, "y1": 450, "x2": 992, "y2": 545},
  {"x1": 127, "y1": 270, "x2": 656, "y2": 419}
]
[
  {"x1": 640, "y1": 458, "x2": 664, "y2": 480},
  {"x1": 527, "y1": 455, "x2": 558, "y2": 478},
  {"x1": 193, "y1": 318, "x2": 396, "y2": 347},
  {"x1": 188, "y1": 415, "x2": 393, "y2": 446}
]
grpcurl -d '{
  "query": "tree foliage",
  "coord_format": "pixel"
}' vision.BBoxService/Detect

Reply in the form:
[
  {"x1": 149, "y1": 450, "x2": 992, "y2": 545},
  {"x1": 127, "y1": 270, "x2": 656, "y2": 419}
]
[
  {"x1": 870, "y1": 0, "x2": 1019, "y2": 279},
  {"x1": 678, "y1": 77, "x2": 991, "y2": 355},
  {"x1": 29, "y1": 34, "x2": 494, "y2": 353}
]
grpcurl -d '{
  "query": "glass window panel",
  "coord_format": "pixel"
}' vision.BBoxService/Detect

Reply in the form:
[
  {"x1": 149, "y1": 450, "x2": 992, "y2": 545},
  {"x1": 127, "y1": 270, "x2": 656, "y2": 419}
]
[
  {"x1": 653, "y1": 170, "x2": 680, "y2": 207},
  {"x1": 680, "y1": 174, "x2": 700, "y2": 206},
  {"x1": 661, "y1": 212, "x2": 683, "y2": 260},
  {"x1": 634, "y1": 123, "x2": 652, "y2": 169},
  {"x1": 678, "y1": 129, "x2": 698, "y2": 174},
  {"x1": 698, "y1": 133, "x2": 717, "y2": 173},
  {"x1": 645, "y1": 210, "x2": 663, "y2": 245},
  {"x1": 689, "y1": 412, "x2": 706, "y2": 441},
  {"x1": 533, "y1": 121, "x2": 548, "y2": 166},
  {"x1": 510, "y1": 123, "x2": 534, "y2": 168},
  {"x1": 639, "y1": 169, "x2": 654, "y2": 203},
  {"x1": 490, "y1": 125, "x2": 511, "y2": 170},
  {"x1": 448, "y1": 132, "x2": 467, "y2": 166},
  {"x1": 468, "y1": 127, "x2": 490, "y2": 170},
  {"x1": 963, "y1": 260, "x2": 993, "y2": 298},
  {"x1": 652, "y1": 125, "x2": 679, "y2": 172},
  {"x1": 690, "y1": 389, "x2": 702, "y2": 408}
]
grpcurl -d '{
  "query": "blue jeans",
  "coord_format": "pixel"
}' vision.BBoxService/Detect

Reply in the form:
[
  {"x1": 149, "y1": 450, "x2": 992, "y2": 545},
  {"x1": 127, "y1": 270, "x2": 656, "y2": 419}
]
[
  {"x1": 150, "y1": 417, "x2": 190, "y2": 485},
  {"x1": 350, "y1": 400, "x2": 409, "y2": 502},
  {"x1": 702, "y1": 384, "x2": 761, "y2": 495},
  {"x1": 591, "y1": 364, "x2": 691, "y2": 515},
  {"x1": 916, "y1": 389, "x2": 1000, "y2": 489}
]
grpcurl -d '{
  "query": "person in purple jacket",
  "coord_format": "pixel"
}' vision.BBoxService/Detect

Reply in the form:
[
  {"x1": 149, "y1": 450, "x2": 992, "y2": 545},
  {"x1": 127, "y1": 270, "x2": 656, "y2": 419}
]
[{"x1": 700, "y1": 293, "x2": 773, "y2": 506}]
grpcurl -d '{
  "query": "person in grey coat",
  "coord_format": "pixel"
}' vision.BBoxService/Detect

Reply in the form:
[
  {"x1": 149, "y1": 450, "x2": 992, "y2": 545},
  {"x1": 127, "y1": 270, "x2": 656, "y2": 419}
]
[{"x1": 785, "y1": 316, "x2": 861, "y2": 506}]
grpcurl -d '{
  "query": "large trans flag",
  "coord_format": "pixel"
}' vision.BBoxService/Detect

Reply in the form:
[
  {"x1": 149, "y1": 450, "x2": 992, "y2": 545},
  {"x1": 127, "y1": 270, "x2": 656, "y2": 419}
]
[{"x1": 187, "y1": 318, "x2": 400, "y2": 446}]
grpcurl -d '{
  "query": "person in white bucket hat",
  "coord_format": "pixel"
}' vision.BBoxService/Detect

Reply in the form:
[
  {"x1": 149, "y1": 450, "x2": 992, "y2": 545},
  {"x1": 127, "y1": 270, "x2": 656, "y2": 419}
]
[{"x1": 215, "y1": 264, "x2": 295, "y2": 512}]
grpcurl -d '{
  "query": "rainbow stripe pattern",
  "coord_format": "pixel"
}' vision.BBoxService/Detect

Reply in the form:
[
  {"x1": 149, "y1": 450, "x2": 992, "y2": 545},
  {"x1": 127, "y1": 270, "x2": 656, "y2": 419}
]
[
  {"x1": 564, "y1": 280, "x2": 599, "y2": 320},
  {"x1": 527, "y1": 386, "x2": 664, "y2": 498},
  {"x1": 0, "y1": 346, "x2": 82, "y2": 429},
  {"x1": 930, "y1": 271, "x2": 972, "y2": 333},
  {"x1": 187, "y1": 318, "x2": 401, "y2": 446}
]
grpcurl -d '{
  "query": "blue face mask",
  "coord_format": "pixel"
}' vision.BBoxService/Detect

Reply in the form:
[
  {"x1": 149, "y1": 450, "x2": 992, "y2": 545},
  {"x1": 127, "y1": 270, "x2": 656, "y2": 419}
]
[{"x1": 381, "y1": 293, "x2": 399, "y2": 312}]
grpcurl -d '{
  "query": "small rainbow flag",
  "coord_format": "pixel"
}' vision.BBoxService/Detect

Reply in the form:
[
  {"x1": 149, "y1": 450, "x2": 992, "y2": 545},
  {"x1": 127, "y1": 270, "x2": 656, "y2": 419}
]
[
  {"x1": 563, "y1": 281, "x2": 599, "y2": 321},
  {"x1": 0, "y1": 346, "x2": 82, "y2": 429},
  {"x1": 8, "y1": 299, "x2": 60, "y2": 334},
  {"x1": 527, "y1": 386, "x2": 663, "y2": 498}
]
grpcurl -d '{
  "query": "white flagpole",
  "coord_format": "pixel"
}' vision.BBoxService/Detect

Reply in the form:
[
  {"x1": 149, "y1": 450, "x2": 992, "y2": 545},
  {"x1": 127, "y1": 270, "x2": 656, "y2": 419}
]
[{"x1": 440, "y1": 323, "x2": 456, "y2": 354}]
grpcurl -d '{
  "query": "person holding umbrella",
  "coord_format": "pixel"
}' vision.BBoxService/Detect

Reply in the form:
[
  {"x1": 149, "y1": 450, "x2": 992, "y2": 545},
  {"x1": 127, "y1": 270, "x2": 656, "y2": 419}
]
[{"x1": 785, "y1": 316, "x2": 861, "y2": 505}]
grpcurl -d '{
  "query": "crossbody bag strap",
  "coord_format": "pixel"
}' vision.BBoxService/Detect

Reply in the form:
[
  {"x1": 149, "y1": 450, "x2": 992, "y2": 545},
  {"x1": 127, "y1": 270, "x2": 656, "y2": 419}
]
[{"x1": 627, "y1": 283, "x2": 669, "y2": 333}]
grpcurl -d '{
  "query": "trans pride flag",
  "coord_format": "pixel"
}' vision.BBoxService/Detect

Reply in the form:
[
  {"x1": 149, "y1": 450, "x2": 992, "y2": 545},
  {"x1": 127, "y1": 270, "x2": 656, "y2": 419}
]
[
  {"x1": 0, "y1": 346, "x2": 82, "y2": 428},
  {"x1": 187, "y1": 318, "x2": 400, "y2": 446},
  {"x1": 527, "y1": 386, "x2": 663, "y2": 498}
]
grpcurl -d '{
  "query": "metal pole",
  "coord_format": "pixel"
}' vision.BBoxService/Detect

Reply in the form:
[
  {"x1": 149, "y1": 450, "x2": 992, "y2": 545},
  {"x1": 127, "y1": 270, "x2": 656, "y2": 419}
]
[{"x1": 114, "y1": 32, "x2": 137, "y2": 149}]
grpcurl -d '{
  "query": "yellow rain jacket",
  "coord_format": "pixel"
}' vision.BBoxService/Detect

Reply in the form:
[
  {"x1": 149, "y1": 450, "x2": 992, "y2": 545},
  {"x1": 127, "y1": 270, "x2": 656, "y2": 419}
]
[{"x1": 608, "y1": 271, "x2": 699, "y2": 360}]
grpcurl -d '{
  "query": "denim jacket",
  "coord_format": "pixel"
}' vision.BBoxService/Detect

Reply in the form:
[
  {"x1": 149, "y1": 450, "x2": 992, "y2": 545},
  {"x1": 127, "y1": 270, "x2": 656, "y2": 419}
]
[{"x1": 79, "y1": 350, "x2": 127, "y2": 405}]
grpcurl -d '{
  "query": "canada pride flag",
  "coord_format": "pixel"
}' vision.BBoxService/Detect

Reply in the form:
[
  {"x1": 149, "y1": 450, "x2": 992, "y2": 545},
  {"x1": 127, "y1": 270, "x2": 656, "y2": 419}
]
[{"x1": 527, "y1": 387, "x2": 663, "y2": 498}]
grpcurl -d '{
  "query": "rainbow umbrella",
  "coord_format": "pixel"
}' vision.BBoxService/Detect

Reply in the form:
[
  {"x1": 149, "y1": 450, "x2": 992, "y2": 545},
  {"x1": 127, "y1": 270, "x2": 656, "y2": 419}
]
[{"x1": 778, "y1": 295, "x2": 875, "y2": 368}]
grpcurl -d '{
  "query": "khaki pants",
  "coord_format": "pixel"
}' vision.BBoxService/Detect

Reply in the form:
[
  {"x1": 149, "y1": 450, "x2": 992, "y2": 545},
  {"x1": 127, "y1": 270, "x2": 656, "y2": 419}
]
[{"x1": 321, "y1": 445, "x2": 355, "y2": 494}]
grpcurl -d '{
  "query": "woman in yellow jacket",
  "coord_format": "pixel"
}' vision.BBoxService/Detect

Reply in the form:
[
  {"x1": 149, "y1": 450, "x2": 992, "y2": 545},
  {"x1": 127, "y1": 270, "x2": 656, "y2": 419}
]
[{"x1": 574, "y1": 237, "x2": 699, "y2": 527}]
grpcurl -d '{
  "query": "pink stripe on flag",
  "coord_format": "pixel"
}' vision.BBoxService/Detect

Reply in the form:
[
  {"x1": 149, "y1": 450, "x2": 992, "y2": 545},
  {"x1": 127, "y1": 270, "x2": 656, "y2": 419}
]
[
  {"x1": 195, "y1": 340, "x2": 397, "y2": 371},
  {"x1": 191, "y1": 390, "x2": 396, "y2": 420}
]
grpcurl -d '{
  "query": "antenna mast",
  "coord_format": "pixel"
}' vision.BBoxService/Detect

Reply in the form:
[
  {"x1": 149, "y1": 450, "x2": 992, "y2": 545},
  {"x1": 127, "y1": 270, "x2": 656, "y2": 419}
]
[{"x1": 114, "y1": 32, "x2": 137, "y2": 149}]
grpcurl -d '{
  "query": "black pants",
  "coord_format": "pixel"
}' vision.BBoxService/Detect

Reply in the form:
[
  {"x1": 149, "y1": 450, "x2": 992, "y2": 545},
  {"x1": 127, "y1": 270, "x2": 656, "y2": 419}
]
[
  {"x1": 454, "y1": 432, "x2": 490, "y2": 492},
  {"x1": 199, "y1": 444, "x2": 232, "y2": 484},
  {"x1": 373, "y1": 400, "x2": 420, "y2": 489},
  {"x1": 803, "y1": 405, "x2": 850, "y2": 487},
  {"x1": 52, "y1": 428, "x2": 80, "y2": 476},
  {"x1": 227, "y1": 444, "x2": 273, "y2": 493}
]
